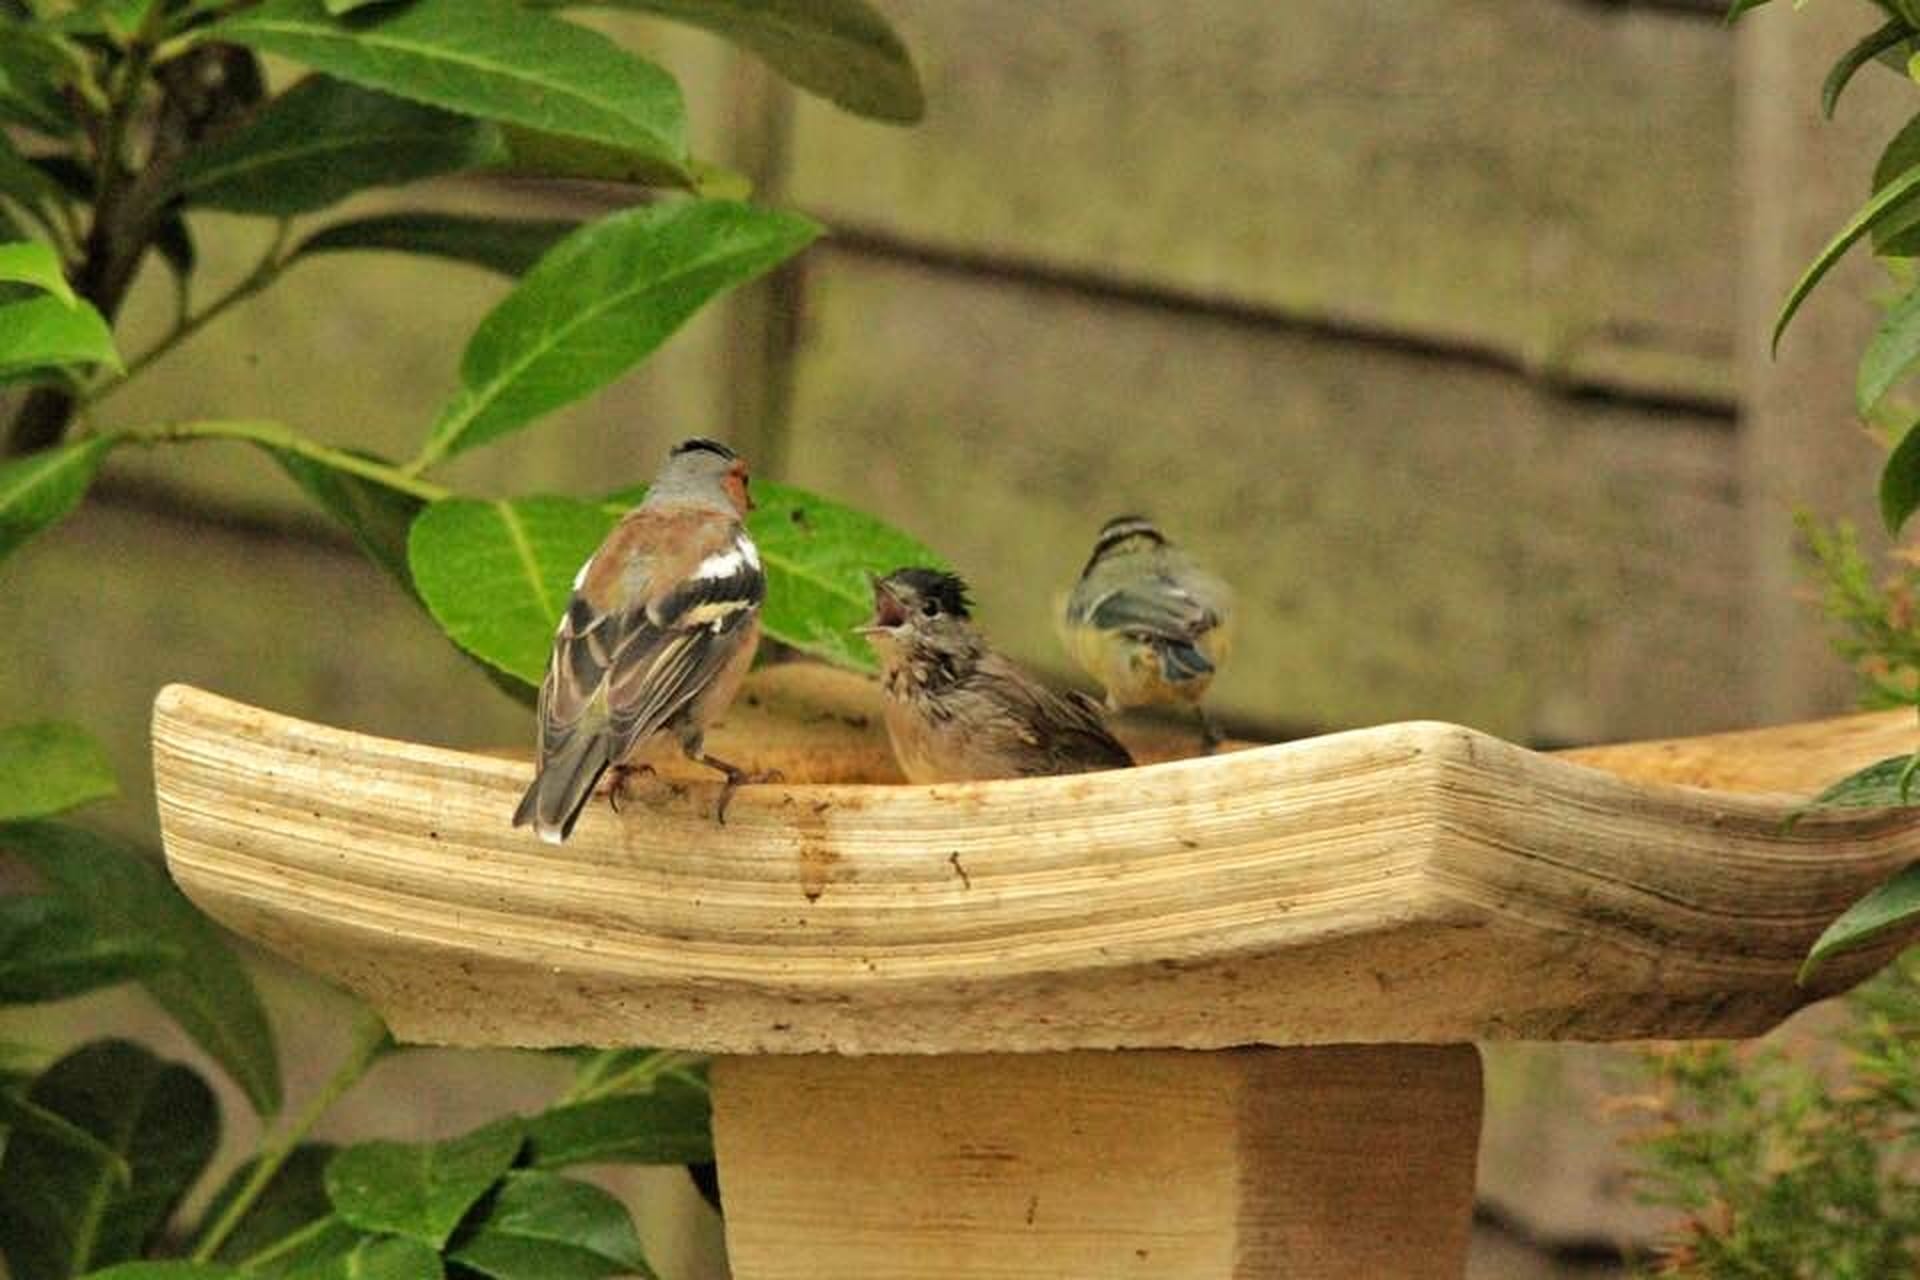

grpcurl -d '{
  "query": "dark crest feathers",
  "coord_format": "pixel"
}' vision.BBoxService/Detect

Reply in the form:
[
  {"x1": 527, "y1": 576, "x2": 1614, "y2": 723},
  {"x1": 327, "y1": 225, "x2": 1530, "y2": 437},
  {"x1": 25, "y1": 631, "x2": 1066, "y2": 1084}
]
[
  {"x1": 884, "y1": 567, "x2": 972, "y2": 619},
  {"x1": 670, "y1": 437, "x2": 737, "y2": 460},
  {"x1": 1083, "y1": 514, "x2": 1167, "y2": 575}
]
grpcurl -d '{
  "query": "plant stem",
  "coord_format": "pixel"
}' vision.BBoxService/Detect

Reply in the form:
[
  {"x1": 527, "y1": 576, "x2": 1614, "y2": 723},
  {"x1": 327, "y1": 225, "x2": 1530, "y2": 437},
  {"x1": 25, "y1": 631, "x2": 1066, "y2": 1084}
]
[
  {"x1": 89, "y1": 221, "x2": 292, "y2": 405},
  {"x1": 233, "y1": 1214, "x2": 337, "y2": 1274},
  {"x1": 190, "y1": 1005, "x2": 392, "y2": 1264},
  {"x1": 562, "y1": 1049, "x2": 699, "y2": 1104},
  {"x1": 114, "y1": 418, "x2": 452, "y2": 503},
  {"x1": 6, "y1": 1, "x2": 169, "y2": 456}
]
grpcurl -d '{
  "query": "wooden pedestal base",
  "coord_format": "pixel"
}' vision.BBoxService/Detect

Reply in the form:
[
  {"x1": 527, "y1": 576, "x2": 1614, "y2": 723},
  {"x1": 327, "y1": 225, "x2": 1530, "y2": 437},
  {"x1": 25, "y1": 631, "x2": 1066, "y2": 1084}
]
[{"x1": 711, "y1": 1045, "x2": 1484, "y2": 1279}]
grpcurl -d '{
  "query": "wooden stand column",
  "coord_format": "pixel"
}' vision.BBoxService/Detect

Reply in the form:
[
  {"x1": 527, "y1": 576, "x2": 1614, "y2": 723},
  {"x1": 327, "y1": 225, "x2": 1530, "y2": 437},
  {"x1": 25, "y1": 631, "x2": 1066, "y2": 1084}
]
[{"x1": 712, "y1": 1046, "x2": 1484, "y2": 1280}]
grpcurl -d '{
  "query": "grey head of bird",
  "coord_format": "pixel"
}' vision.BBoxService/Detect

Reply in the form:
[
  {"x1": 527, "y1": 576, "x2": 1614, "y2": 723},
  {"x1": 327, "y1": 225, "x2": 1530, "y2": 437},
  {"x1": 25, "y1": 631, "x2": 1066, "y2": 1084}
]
[
  {"x1": 1080, "y1": 513, "x2": 1169, "y2": 576},
  {"x1": 647, "y1": 437, "x2": 753, "y2": 516},
  {"x1": 858, "y1": 567, "x2": 982, "y2": 667}
]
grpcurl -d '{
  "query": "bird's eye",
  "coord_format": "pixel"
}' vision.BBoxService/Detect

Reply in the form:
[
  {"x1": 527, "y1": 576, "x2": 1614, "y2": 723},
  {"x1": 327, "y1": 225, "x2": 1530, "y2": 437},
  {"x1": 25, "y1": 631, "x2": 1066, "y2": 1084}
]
[{"x1": 921, "y1": 600, "x2": 939, "y2": 617}]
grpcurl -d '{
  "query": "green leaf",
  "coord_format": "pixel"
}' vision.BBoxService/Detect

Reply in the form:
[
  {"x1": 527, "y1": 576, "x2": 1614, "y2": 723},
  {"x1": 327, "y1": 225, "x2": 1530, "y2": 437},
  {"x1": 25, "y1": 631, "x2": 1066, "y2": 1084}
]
[
  {"x1": 211, "y1": 0, "x2": 689, "y2": 181},
  {"x1": 199, "y1": 1144, "x2": 337, "y2": 1266},
  {"x1": 234, "y1": 1215, "x2": 363, "y2": 1277},
  {"x1": 1774, "y1": 162, "x2": 1920, "y2": 351},
  {"x1": 1803, "y1": 753, "x2": 1920, "y2": 811},
  {"x1": 78, "y1": 1265, "x2": 244, "y2": 1280},
  {"x1": 1725, "y1": 0, "x2": 1773, "y2": 19},
  {"x1": 1872, "y1": 113, "x2": 1920, "y2": 256},
  {"x1": 282, "y1": 1235, "x2": 441, "y2": 1280},
  {"x1": 324, "y1": 1116, "x2": 526, "y2": 1248},
  {"x1": 264, "y1": 449, "x2": 534, "y2": 707},
  {"x1": 525, "y1": 1077, "x2": 712, "y2": 1168},
  {"x1": 1825, "y1": 18, "x2": 1910, "y2": 117},
  {"x1": 0, "y1": 240, "x2": 73, "y2": 306},
  {"x1": 416, "y1": 205, "x2": 814, "y2": 470},
  {"x1": 0, "y1": 720, "x2": 116, "y2": 820},
  {"x1": 749, "y1": 479, "x2": 945, "y2": 671},
  {"x1": 268, "y1": 448, "x2": 424, "y2": 589},
  {"x1": 174, "y1": 76, "x2": 503, "y2": 216},
  {"x1": 1802, "y1": 862, "x2": 1920, "y2": 981},
  {"x1": 0, "y1": 137, "x2": 63, "y2": 243},
  {"x1": 1858, "y1": 285, "x2": 1920, "y2": 413},
  {"x1": 1885, "y1": 423, "x2": 1920, "y2": 535},
  {"x1": 0, "y1": 436, "x2": 115, "y2": 561},
  {"x1": 295, "y1": 213, "x2": 576, "y2": 278},
  {"x1": 0, "y1": 295, "x2": 121, "y2": 375},
  {"x1": 0, "y1": 1086, "x2": 131, "y2": 1186},
  {"x1": 446, "y1": 1171, "x2": 653, "y2": 1280},
  {"x1": 0, "y1": 894, "x2": 177, "y2": 1003},
  {"x1": 407, "y1": 497, "x2": 606, "y2": 685},
  {"x1": 410, "y1": 480, "x2": 940, "y2": 682},
  {"x1": 487, "y1": 123, "x2": 731, "y2": 193},
  {"x1": 0, "y1": 821, "x2": 283, "y2": 1115},
  {"x1": 324, "y1": 0, "x2": 400, "y2": 13},
  {"x1": 560, "y1": 0, "x2": 923, "y2": 123},
  {"x1": 0, "y1": 1040, "x2": 218, "y2": 1280},
  {"x1": 415, "y1": 201, "x2": 815, "y2": 468},
  {"x1": 51, "y1": 1, "x2": 163, "y2": 40},
  {"x1": 0, "y1": 27, "x2": 76, "y2": 136}
]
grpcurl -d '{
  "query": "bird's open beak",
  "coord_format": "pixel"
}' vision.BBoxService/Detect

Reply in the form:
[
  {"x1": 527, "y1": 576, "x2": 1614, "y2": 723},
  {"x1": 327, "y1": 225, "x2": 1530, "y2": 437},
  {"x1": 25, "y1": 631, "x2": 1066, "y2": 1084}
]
[{"x1": 855, "y1": 579, "x2": 907, "y2": 635}]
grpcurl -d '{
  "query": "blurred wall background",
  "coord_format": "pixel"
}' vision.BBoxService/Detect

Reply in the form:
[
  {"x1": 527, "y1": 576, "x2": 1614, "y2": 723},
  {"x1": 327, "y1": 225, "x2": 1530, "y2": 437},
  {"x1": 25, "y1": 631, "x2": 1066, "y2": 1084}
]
[{"x1": 1, "y1": 1, "x2": 1906, "y2": 1276}]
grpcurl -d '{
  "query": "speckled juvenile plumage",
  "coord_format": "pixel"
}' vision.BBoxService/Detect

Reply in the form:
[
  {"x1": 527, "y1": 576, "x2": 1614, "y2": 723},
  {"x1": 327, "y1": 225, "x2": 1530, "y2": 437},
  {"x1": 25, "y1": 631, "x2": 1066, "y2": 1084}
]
[
  {"x1": 513, "y1": 439, "x2": 765, "y2": 843},
  {"x1": 1060, "y1": 515, "x2": 1234, "y2": 746},
  {"x1": 861, "y1": 569, "x2": 1134, "y2": 783}
]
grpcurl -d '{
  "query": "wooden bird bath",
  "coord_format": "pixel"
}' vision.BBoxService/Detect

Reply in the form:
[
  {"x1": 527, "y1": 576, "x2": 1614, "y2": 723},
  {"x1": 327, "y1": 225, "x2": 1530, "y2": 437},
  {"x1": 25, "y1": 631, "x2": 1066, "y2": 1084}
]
[{"x1": 152, "y1": 664, "x2": 1920, "y2": 1279}]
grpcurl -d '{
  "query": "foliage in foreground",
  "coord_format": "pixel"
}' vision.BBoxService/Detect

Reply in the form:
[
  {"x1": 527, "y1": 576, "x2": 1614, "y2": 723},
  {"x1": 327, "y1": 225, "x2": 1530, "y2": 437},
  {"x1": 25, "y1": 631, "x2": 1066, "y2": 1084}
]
[
  {"x1": 1733, "y1": 0, "x2": 1920, "y2": 974},
  {"x1": 0, "y1": 0, "x2": 933, "y2": 1275},
  {"x1": 1626, "y1": 953, "x2": 1920, "y2": 1280},
  {"x1": 1626, "y1": 11, "x2": 1920, "y2": 1273}
]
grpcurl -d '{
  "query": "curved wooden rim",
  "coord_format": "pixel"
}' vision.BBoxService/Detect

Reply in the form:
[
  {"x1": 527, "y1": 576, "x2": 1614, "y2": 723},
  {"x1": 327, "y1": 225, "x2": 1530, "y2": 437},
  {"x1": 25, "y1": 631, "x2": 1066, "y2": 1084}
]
[{"x1": 152, "y1": 676, "x2": 1920, "y2": 1053}]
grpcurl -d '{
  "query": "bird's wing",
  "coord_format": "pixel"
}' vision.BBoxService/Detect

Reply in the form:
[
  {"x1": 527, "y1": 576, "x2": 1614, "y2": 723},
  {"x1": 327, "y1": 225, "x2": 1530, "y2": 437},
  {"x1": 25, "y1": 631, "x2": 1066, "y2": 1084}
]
[
  {"x1": 541, "y1": 508, "x2": 764, "y2": 765},
  {"x1": 1084, "y1": 573, "x2": 1217, "y2": 642},
  {"x1": 976, "y1": 653, "x2": 1134, "y2": 771}
]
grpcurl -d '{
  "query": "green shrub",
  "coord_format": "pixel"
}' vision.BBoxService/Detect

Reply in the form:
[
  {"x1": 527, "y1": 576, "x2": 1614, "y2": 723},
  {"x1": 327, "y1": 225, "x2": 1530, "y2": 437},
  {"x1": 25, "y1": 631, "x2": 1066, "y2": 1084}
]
[{"x1": 0, "y1": 1, "x2": 932, "y2": 1276}]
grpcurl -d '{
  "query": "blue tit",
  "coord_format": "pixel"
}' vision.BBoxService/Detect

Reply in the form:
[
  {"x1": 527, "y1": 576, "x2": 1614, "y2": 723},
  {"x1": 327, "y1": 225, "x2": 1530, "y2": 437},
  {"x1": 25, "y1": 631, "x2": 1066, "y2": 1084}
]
[{"x1": 1059, "y1": 515, "x2": 1234, "y2": 749}]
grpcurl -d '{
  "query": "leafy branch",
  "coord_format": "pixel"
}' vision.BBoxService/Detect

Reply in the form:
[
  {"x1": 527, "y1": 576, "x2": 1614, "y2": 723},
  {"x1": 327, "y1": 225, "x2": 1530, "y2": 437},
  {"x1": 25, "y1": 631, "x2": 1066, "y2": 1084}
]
[{"x1": 0, "y1": 1, "x2": 931, "y2": 1277}]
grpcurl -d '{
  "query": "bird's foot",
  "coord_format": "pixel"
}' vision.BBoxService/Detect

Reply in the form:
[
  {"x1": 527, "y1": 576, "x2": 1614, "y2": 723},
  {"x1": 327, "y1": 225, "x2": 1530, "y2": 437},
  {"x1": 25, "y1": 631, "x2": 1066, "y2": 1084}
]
[
  {"x1": 602, "y1": 763, "x2": 657, "y2": 815},
  {"x1": 693, "y1": 753, "x2": 783, "y2": 825},
  {"x1": 1197, "y1": 708, "x2": 1225, "y2": 755}
]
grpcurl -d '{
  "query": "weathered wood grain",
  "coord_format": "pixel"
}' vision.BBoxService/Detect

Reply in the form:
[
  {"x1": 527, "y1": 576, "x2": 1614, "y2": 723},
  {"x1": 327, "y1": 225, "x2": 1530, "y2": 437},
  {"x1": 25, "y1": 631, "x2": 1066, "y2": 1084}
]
[
  {"x1": 787, "y1": 0, "x2": 1736, "y2": 402},
  {"x1": 1560, "y1": 707, "x2": 1915, "y2": 794},
  {"x1": 783, "y1": 252, "x2": 1749, "y2": 742},
  {"x1": 713, "y1": 1046, "x2": 1483, "y2": 1279},
  {"x1": 153, "y1": 675, "x2": 1920, "y2": 1055}
]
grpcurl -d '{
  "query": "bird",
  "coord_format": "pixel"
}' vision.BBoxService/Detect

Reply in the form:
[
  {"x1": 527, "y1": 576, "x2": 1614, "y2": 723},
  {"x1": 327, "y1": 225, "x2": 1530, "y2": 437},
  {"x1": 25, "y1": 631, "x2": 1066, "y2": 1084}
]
[
  {"x1": 859, "y1": 567, "x2": 1134, "y2": 783},
  {"x1": 1059, "y1": 515, "x2": 1234, "y2": 750},
  {"x1": 512, "y1": 438, "x2": 769, "y2": 843}
]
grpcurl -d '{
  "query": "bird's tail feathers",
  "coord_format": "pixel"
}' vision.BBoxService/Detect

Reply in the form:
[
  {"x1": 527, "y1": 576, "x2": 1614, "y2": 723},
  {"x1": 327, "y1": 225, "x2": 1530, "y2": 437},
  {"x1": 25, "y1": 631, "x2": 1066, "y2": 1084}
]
[
  {"x1": 1157, "y1": 639, "x2": 1215, "y2": 684},
  {"x1": 512, "y1": 733, "x2": 610, "y2": 845}
]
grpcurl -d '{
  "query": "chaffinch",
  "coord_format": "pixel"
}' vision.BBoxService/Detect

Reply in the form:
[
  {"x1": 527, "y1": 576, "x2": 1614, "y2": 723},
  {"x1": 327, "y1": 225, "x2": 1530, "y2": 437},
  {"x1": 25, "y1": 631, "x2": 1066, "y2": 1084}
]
[
  {"x1": 1059, "y1": 515, "x2": 1234, "y2": 749},
  {"x1": 513, "y1": 438, "x2": 768, "y2": 843},
  {"x1": 859, "y1": 567, "x2": 1134, "y2": 783}
]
